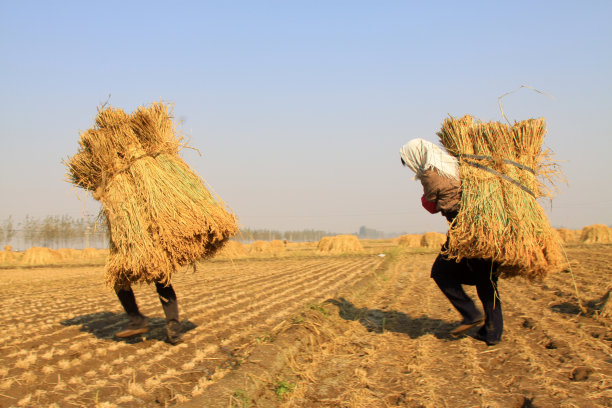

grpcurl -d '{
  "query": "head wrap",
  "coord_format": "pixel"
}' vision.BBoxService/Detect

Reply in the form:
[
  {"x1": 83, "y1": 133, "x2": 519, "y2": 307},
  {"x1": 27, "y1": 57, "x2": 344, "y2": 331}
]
[{"x1": 400, "y1": 138, "x2": 459, "y2": 180}]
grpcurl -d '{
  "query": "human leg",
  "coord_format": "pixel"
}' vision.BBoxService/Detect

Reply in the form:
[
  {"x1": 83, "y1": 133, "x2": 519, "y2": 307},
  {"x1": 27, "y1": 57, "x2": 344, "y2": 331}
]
[
  {"x1": 155, "y1": 282, "x2": 182, "y2": 344},
  {"x1": 115, "y1": 285, "x2": 148, "y2": 337},
  {"x1": 431, "y1": 254, "x2": 483, "y2": 334},
  {"x1": 472, "y1": 260, "x2": 503, "y2": 345}
]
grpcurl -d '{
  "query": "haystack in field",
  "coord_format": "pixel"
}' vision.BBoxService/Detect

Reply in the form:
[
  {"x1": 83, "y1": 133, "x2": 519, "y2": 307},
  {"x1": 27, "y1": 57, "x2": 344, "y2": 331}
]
[
  {"x1": 556, "y1": 228, "x2": 581, "y2": 244},
  {"x1": 248, "y1": 240, "x2": 285, "y2": 255},
  {"x1": 317, "y1": 235, "x2": 364, "y2": 254},
  {"x1": 4, "y1": 245, "x2": 12, "y2": 251},
  {"x1": 420, "y1": 232, "x2": 446, "y2": 249},
  {"x1": 395, "y1": 234, "x2": 422, "y2": 248},
  {"x1": 214, "y1": 241, "x2": 248, "y2": 258},
  {"x1": 580, "y1": 224, "x2": 612, "y2": 244},
  {"x1": 437, "y1": 115, "x2": 565, "y2": 280},
  {"x1": 21, "y1": 247, "x2": 62, "y2": 266},
  {"x1": 65, "y1": 102, "x2": 238, "y2": 288},
  {"x1": 0, "y1": 250, "x2": 19, "y2": 264},
  {"x1": 56, "y1": 248, "x2": 80, "y2": 261}
]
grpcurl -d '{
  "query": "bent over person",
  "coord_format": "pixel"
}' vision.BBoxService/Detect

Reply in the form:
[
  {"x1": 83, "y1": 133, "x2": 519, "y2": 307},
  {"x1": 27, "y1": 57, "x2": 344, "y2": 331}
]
[
  {"x1": 400, "y1": 138, "x2": 503, "y2": 345},
  {"x1": 65, "y1": 103, "x2": 239, "y2": 346}
]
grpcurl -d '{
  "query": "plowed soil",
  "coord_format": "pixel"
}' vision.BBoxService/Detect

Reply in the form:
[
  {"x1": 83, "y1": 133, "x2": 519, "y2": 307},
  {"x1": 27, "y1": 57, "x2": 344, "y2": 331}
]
[{"x1": 0, "y1": 245, "x2": 610, "y2": 407}]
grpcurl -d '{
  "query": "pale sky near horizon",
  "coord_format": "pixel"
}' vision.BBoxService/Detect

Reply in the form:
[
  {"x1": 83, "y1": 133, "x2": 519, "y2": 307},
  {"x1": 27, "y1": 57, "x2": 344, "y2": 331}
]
[{"x1": 1, "y1": 1, "x2": 611, "y2": 234}]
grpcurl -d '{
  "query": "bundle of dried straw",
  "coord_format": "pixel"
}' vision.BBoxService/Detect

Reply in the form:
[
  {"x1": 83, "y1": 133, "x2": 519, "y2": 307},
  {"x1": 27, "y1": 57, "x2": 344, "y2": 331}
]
[
  {"x1": 66, "y1": 102, "x2": 238, "y2": 288},
  {"x1": 437, "y1": 115, "x2": 565, "y2": 280}
]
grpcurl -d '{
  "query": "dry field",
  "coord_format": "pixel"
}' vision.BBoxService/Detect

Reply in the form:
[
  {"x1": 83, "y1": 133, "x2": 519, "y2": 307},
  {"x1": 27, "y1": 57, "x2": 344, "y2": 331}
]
[{"x1": 0, "y1": 244, "x2": 610, "y2": 407}]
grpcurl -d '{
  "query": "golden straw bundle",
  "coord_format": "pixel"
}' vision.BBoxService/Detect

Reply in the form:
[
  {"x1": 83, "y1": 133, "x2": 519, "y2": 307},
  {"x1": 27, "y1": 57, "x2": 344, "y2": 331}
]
[
  {"x1": 580, "y1": 224, "x2": 612, "y2": 244},
  {"x1": 66, "y1": 102, "x2": 238, "y2": 288},
  {"x1": 437, "y1": 115, "x2": 565, "y2": 280},
  {"x1": 420, "y1": 232, "x2": 446, "y2": 249},
  {"x1": 317, "y1": 235, "x2": 364, "y2": 254}
]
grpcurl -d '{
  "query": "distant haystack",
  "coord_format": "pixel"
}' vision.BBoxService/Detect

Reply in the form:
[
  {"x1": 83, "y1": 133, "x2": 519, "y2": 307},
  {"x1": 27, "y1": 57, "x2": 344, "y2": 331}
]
[
  {"x1": 580, "y1": 224, "x2": 612, "y2": 244},
  {"x1": 317, "y1": 235, "x2": 364, "y2": 254},
  {"x1": 81, "y1": 248, "x2": 108, "y2": 259},
  {"x1": 215, "y1": 241, "x2": 248, "y2": 259},
  {"x1": 0, "y1": 250, "x2": 19, "y2": 264},
  {"x1": 4, "y1": 245, "x2": 12, "y2": 252},
  {"x1": 286, "y1": 241, "x2": 317, "y2": 250},
  {"x1": 395, "y1": 234, "x2": 422, "y2": 248},
  {"x1": 56, "y1": 248, "x2": 80, "y2": 261},
  {"x1": 420, "y1": 232, "x2": 446, "y2": 249},
  {"x1": 21, "y1": 247, "x2": 62, "y2": 266},
  {"x1": 556, "y1": 228, "x2": 581, "y2": 244},
  {"x1": 249, "y1": 240, "x2": 286, "y2": 255}
]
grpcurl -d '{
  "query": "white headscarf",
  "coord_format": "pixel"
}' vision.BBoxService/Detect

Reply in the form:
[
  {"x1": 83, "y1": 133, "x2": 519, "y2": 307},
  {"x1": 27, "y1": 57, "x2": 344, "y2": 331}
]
[{"x1": 400, "y1": 138, "x2": 459, "y2": 180}]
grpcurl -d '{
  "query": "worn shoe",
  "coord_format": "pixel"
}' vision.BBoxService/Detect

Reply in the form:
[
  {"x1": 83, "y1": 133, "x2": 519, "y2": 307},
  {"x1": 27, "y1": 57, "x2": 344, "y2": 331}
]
[
  {"x1": 166, "y1": 320, "x2": 183, "y2": 345},
  {"x1": 450, "y1": 317, "x2": 484, "y2": 337},
  {"x1": 474, "y1": 332, "x2": 501, "y2": 346},
  {"x1": 115, "y1": 314, "x2": 148, "y2": 338}
]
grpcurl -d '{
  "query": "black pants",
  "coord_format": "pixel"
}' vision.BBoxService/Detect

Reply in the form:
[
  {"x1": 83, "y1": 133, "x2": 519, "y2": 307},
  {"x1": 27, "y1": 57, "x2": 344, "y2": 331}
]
[
  {"x1": 431, "y1": 254, "x2": 503, "y2": 342},
  {"x1": 115, "y1": 282, "x2": 179, "y2": 322}
]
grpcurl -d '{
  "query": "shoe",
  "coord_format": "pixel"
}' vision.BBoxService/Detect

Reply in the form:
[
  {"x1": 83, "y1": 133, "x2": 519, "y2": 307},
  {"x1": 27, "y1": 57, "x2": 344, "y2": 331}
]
[
  {"x1": 450, "y1": 317, "x2": 484, "y2": 337},
  {"x1": 474, "y1": 332, "x2": 501, "y2": 346},
  {"x1": 474, "y1": 326, "x2": 501, "y2": 346},
  {"x1": 166, "y1": 320, "x2": 183, "y2": 345},
  {"x1": 116, "y1": 314, "x2": 148, "y2": 338}
]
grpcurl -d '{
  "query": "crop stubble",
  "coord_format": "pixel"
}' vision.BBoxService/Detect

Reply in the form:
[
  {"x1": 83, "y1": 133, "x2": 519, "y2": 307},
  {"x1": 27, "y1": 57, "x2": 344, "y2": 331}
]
[{"x1": 0, "y1": 246, "x2": 610, "y2": 407}]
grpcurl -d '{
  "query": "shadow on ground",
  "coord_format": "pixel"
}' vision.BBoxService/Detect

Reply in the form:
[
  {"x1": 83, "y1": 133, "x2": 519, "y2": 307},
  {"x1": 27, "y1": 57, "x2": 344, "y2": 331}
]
[
  {"x1": 60, "y1": 312, "x2": 197, "y2": 344},
  {"x1": 550, "y1": 290, "x2": 610, "y2": 317},
  {"x1": 325, "y1": 297, "x2": 459, "y2": 340}
]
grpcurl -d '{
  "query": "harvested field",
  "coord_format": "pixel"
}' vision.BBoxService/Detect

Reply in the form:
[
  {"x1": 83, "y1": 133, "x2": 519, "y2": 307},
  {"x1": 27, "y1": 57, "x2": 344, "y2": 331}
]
[{"x1": 0, "y1": 244, "x2": 610, "y2": 407}]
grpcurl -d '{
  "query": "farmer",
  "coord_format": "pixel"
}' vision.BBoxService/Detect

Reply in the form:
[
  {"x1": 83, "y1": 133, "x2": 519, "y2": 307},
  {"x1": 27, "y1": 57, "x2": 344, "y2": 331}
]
[
  {"x1": 115, "y1": 281, "x2": 183, "y2": 344},
  {"x1": 400, "y1": 138, "x2": 503, "y2": 345}
]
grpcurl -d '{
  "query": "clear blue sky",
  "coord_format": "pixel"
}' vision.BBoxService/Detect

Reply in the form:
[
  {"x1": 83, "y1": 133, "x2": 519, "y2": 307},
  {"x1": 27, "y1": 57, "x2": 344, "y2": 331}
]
[{"x1": 1, "y1": 1, "x2": 610, "y2": 234}]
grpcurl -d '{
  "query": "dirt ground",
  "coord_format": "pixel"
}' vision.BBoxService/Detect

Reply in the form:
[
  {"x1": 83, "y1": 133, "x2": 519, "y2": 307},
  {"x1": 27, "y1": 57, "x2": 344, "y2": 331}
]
[{"x1": 0, "y1": 244, "x2": 610, "y2": 407}]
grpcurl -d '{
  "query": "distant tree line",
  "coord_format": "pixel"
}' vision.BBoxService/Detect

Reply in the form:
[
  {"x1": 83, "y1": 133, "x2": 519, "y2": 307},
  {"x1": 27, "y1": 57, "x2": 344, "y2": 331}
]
[
  {"x1": 0, "y1": 215, "x2": 108, "y2": 250},
  {"x1": 236, "y1": 228, "x2": 337, "y2": 243},
  {"x1": 0, "y1": 216, "x2": 340, "y2": 249}
]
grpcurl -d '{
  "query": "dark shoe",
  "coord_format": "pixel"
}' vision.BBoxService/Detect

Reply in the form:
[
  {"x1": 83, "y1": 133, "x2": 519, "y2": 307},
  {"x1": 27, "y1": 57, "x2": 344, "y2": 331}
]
[
  {"x1": 474, "y1": 332, "x2": 501, "y2": 346},
  {"x1": 450, "y1": 317, "x2": 484, "y2": 337},
  {"x1": 166, "y1": 320, "x2": 183, "y2": 345},
  {"x1": 116, "y1": 314, "x2": 148, "y2": 338}
]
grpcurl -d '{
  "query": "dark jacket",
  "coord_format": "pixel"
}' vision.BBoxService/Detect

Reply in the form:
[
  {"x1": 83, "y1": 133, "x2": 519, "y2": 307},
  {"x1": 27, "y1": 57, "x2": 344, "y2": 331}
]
[{"x1": 420, "y1": 169, "x2": 461, "y2": 222}]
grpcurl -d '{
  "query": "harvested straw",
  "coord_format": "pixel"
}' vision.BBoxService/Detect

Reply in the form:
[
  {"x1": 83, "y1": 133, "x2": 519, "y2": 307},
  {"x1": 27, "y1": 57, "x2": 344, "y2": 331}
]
[
  {"x1": 317, "y1": 235, "x2": 364, "y2": 254},
  {"x1": 214, "y1": 241, "x2": 248, "y2": 259},
  {"x1": 4, "y1": 245, "x2": 12, "y2": 251},
  {"x1": 21, "y1": 247, "x2": 62, "y2": 266},
  {"x1": 0, "y1": 250, "x2": 19, "y2": 264},
  {"x1": 248, "y1": 240, "x2": 285, "y2": 255},
  {"x1": 395, "y1": 234, "x2": 422, "y2": 248},
  {"x1": 65, "y1": 102, "x2": 238, "y2": 288},
  {"x1": 580, "y1": 224, "x2": 612, "y2": 244},
  {"x1": 420, "y1": 232, "x2": 446, "y2": 249},
  {"x1": 556, "y1": 228, "x2": 581, "y2": 244},
  {"x1": 437, "y1": 115, "x2": 565, "y2": 280},
  {"x1": 56, "y1": 248, "x2": 80, "y2": 261}
]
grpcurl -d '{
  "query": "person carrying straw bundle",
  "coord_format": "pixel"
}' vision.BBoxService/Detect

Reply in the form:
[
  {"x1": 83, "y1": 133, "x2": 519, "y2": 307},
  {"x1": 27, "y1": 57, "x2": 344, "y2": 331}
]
[
  {"x1": 401, "y1": 139, "x2": 503, "y2": 345},
  {"x1": 400, "y1": 115, "x2": 563, "y2": 345},
  {"x1": 66, "y1": 102, "x2": 238, "y2": 344}
]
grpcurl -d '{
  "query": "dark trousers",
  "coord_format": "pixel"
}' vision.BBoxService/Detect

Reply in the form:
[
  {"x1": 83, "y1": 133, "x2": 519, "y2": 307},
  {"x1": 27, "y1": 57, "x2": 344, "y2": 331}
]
[
  {"x1": 431, "y1": 254, "x2": 503, "y2": 342},
  {"x1": 115, "y1": 282, "x2": 179, "y2": 322}
]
